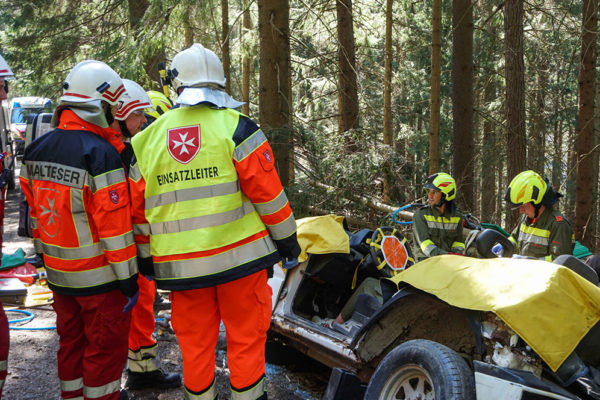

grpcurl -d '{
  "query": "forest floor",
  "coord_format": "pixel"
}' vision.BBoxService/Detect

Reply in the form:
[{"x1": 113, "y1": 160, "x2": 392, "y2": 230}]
[{"x1": 1, "y1": 161, "x2": 329, "y2": 400}]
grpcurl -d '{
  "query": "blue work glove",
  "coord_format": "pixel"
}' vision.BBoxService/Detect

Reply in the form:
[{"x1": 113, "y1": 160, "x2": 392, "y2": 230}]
[
  {"x1": 282, "y1": 257, "x2": 299, "y2": 270},
  {"x1": 143, "y1": 274, "x2": 155, "y2": 282},
  {"x1": 123, "y1": 291, "x2": 139, "y2": 313},
  {"x1": 491, "y1": 243, "x2": 503, "y2": 257}
]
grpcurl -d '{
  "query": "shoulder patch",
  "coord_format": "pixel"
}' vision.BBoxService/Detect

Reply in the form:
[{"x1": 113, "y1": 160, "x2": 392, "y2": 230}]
[{"x1": 555, "y1": 215, "x2": 563, "y2": 222}]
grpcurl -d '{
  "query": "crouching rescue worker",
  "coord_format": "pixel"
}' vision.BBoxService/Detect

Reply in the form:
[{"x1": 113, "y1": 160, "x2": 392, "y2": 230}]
[
  {"x1": 20, "y1": 60, "x2": 139, "y2": 400},
  {"x1": 128, "y1": 43, "x2": 301, "y2": 400},
  {"x1": 109, "y1": 79, "x2": 181, "y2": 390},
  {"x1": 0, "y1": 52, "x2": 14, "y2": 399},
  {"x1": 504, "y1": 170, "x2": 575, "y2": 261},
  {"x1": 412, "y1": 172, "x2": 465, "y2": 259}
]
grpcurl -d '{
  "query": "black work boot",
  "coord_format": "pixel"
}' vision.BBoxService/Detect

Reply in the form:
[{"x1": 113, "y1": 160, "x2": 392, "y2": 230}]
[
  {"x1": 125, "y1": 369, "x2": 182, "y2": 390},
  {"x1": 118, "y1": 390, "x2": 131, "y2": 400}
]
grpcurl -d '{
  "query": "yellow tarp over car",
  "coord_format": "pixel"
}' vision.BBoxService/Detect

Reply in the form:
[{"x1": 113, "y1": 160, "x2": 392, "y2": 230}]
[
  {"x1": 388, "y1": 255, "x2": 600, "y2": 371},
  {"x1": 296, "y1": 215, "x2": 350, "y2": 263}
]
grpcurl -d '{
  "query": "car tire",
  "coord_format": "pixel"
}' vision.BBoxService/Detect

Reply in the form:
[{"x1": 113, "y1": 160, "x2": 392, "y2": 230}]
[{"x1": 364, "y1": 339, "x2": 475, "y2": 400}]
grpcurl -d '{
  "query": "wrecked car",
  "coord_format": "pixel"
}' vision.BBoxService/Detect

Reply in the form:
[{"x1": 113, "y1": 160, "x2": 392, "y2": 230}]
[{"x1": 267, "y1": 215, "x2": 600, "y2": 399}]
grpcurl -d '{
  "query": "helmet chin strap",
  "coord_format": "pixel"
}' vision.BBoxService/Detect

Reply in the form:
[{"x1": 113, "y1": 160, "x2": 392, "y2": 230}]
[
  {"x1": 104, "y1": 106, "x2": 115, "y2": 126},
  {"x1": 533, "y1": 203, "x2": 542, "y2": 219},
  {"x1": 118, "y1": 120, "x2": 133, "y2": 138}
]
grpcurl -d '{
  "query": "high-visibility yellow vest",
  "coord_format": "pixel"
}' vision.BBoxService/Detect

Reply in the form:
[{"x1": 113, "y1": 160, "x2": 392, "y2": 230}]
[{"x1": 131, "y1": 106, "x2": 271, "y2": 258}]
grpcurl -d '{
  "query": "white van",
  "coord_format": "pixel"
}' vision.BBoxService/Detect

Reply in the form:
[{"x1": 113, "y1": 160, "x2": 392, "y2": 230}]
[{"x1": 9, "y1": 96, "x2": 53, "y2": 153}]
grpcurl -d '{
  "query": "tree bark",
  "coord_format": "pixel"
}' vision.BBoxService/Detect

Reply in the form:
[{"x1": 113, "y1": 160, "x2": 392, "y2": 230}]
[
  {"x1": 429, "y1": 0, "x2": 442, "y2": 175},
  {"x1": 452, "y1": 0, "x2": 474, "y2": 211},
  {"x1": 527, "y1": 70, "x2": 547, "y2": 174},
  {"x1": 382, "y1": 0, "x2": 393, "y2": 202},
  {"x1": 336, "y1": 0, "x2": 359, "y2": 151},
  {"x1": 258, "y1": 0, "x2": 292, "y2": 186},
  {"x1": 481, "y1": 78, "x2": 497, "y2": 222},
  {"x1": 504, "y1": 0, "x2": 526, "y2": 228},
  {"x1": 575, "y1": 0, "x2": 598, "y2": 248},
  {"x1": 222, "y1": 0, "x2": 231, "y2": 93},
  {"x1": 242, "y1": 0, "x2": 252, "y2": 116}
]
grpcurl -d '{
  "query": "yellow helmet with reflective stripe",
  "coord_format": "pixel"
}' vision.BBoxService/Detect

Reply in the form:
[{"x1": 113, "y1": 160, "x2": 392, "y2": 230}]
[
  {"x1": 504, "y1": 170, "x2": 547, "y2": 207},
  {"x1": 424, "y1": 172, "x2": 456, "y2": 201},
  {"x1": 145, "y1": 90, "x2": 172, "y2": 120}
]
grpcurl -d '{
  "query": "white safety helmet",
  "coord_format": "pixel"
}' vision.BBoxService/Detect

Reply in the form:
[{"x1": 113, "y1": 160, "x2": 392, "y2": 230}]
[
  {"x1": 60, "y1": 60, "x2": 125, "y2": 106},
  {"x1": 0, "y1": 54, "x2": 14, "y2": 79},
  {"x1": 169, "y1": 44, "x2": 226, "y2": 92},
  {"x1": 115, "y1": 79, "x2": 153, "y2": 120}
]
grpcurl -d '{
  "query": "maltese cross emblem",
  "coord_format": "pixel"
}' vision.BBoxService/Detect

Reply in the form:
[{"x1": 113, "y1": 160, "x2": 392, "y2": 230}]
[{"x1": 167, "y1": 125, "x2": 201, "y2": 164}]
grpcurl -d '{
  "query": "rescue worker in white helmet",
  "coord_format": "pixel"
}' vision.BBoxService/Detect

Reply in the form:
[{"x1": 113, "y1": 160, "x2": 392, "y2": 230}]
[
  {"x1": 504, "y1": 170, "x2": 574, "y2": 261},
  {"x1": 20, "y1": 60, "x2": 138, "y2": 400},
  {"x1": 0, "y1": 52, "x2": 14, "y2": 398},
  {"x1": 128, "y1": 43, "x2": 301, "y2": 400},
  {"x1": 412, "y1": 172, "x2": 465, "y2": 259},
  {"x1": 109, "y1": 79, "x2": 181, "y2": 391}
]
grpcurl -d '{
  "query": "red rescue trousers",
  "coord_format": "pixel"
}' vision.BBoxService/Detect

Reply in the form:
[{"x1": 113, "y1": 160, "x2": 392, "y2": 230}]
[
  {"x1": 128, "y1": 274, "x2": 158, "y2": 371},
  {"x1": 0, "y1": 302, "x2": 8, "y2": 398},
  {"x1": 53, "y1": 290, "x2": 130, "y2": 400},
  {"x1": 171, "y1": 269, "x2": 271, "y2": 395}
]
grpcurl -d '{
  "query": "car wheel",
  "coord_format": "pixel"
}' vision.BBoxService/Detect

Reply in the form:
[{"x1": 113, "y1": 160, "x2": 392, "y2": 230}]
[{"x1": 364, "y1": 339, "x2": 475, "y2": 400}]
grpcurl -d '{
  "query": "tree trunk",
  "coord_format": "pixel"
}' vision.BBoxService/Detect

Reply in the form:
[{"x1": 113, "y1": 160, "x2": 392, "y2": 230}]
[
  {"x1": 575, "y1": 0, "x2": 598, "y2": 248},
  {"x1": 481, "y1": 79, "x2": 497, "y2": 222},
  {"x1": 528, "y1": 70, "x2": 547, "y2": 174},
  {"x1": 504, "y1": 0, "x2": 526, "y2": 228},
  {"x1": 429, "y1": 0, "x2": 442, "y2": 175},
  {"x1": 242, "y1": 0, "x2": 252, "y2": 116},
  {"x1": 336, "y1": 0, "x2": 359, "y2": 151},
  {"x1": 258, "y1": 0, "x2": 292, "y2": 186},
  {"x1": 382, "y1": 0, "x2": 393, "y2": 202},
  {"x1": 452, "y1": 0, "x2": 474, "y2": 211},
  {"x1": 222, "y1": 0, "x2": 231, "y2": 93}
]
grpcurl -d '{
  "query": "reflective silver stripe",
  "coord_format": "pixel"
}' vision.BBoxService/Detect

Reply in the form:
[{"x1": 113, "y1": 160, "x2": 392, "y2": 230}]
[
  {"x1": 60, "y1": 377, "x2": 83, "y2": 391},
  {"x1": 45, "y1": 264, "x2": 122, "y2": 288},
  {"x1": 25, "y1": 161, "x2": 87, "y2": 189},
  {"x1": 134, "y1": 223, "x2": 150, "y2": 236},
  {"x1": 42, "y1": 242, "x2": 103, "y2": 260},
  {"x1": 63, "y1": 397, "x2": 83, "y2": 400},
  {"x1": 231, "y1": 377, "x2": 266, "y2": 400},
  {"x1": 33, "y1": 238, "x2": 43, "y2": 253},
  {"x1": 518, "y1": 231, "x2": 549, "y2": 246},
  {"x1": 0, "y1": 359, "x2": 6, "y2": 371},
  {"x1": 83, "y1": 378, "x2": 121, "y2": 398},
  {"x1": 233, "y1": 129, "x2": 267, "y2": 162},
  {"x1": 71, "y1": 189, "x2": 93, "y2": 246},
  {"x1": 111, "y1": 258, "x2": 138, "y2": 281},
  {"x1": 254, "y1": 190, "x2": 289, "y2": 216},
  {"x1": 423, "y1": 244, "x2": 437, "y2": 257},
  {"x1": 150, "y1": 201, "x2": 256, "y2": 235},
  {"x1": 100, "y1": 232, "x2": 135, "y2": 252},
  {"x1": 129, "y1": 162, "x2": 142, "y2": 181},
  {"x1": 19, "y1": 164, "x2": 29, "y2": 179},
  {"x1": 137, "y1": 243, "x2": 151, "y2": 258},
  {"x1": 91, "y1": 169, "x2": 126, "y2": 193},
  {"x1": 145, "y1": 180, "x2": 240, "y2": 210},
  {"x1": 184, "y1": 379, "x2": 216, "y2": 400},
  {"x1": 156, "y1": 236, "x2": 276, "y2": 279},
  {"x1": 425, "y1": 221, "x2": 460, "y2": 230},
  {"x1": 266, "y1": 214, "x2": 297, "y2": 240},
  {"x1": 127, "y1": 356, "x2": 160, "y2": 372},
  {"x1": 128, "y1": 345, "x2": 159, "y2": 372}
]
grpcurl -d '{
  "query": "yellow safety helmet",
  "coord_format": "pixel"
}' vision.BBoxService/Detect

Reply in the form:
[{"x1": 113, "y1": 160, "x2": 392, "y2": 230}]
[
  {"x1": 504, "y1": 170, "x2": 547, "y2": 207},
  {"x1": 145, "y1": 90, "x2": 172, "y2": 121},
  {"x1": 424, "y1": 172, "x2": 456, "y2": 201}
]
